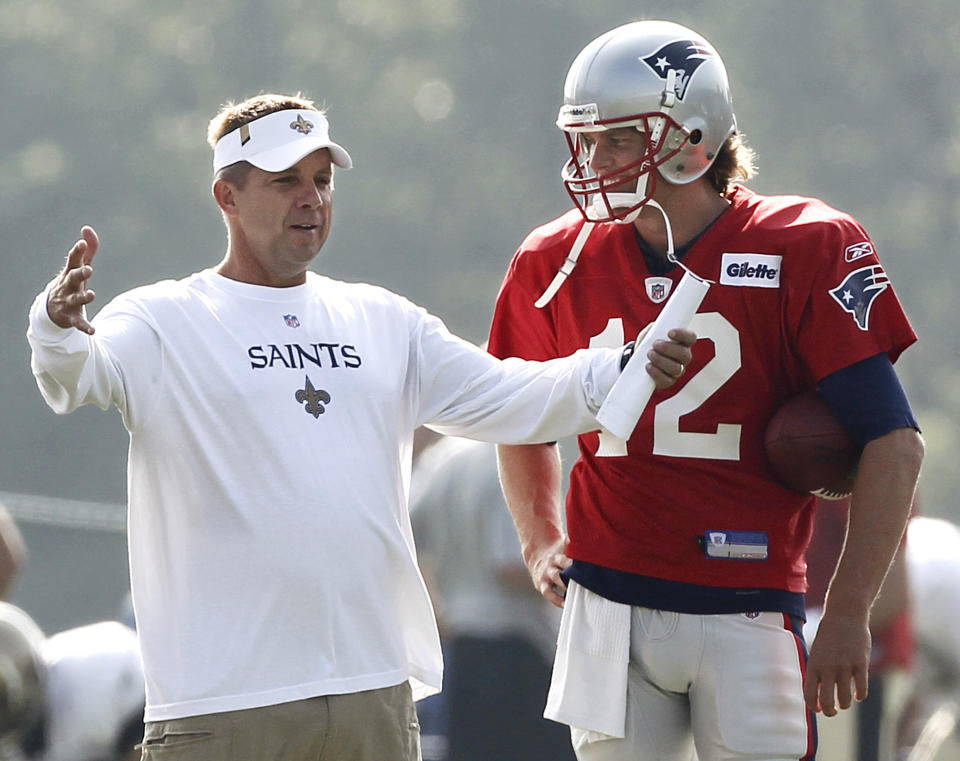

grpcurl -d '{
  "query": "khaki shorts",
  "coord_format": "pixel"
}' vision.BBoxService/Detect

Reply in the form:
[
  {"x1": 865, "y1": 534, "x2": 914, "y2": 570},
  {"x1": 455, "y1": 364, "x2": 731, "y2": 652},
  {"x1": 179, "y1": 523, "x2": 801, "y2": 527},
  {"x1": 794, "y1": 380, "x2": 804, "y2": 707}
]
[{"x1": 139, "y1": 682, "x2": 421, "y2": 761}]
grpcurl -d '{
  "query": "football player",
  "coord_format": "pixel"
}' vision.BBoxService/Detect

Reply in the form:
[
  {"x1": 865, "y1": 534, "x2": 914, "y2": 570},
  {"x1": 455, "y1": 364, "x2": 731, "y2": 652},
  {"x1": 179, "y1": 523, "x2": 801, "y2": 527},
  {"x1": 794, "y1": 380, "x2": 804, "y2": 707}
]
[{"x1": 488, "y1": 20, "x2": 923, "y2": 761}]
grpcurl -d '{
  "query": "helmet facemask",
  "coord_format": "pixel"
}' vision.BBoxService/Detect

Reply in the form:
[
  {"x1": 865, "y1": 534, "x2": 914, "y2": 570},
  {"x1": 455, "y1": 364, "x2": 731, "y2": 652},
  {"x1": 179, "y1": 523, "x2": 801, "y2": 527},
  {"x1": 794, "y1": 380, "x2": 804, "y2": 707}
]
[{"x1": 559, "y1": 109, "x2": 691, "y2": 225}]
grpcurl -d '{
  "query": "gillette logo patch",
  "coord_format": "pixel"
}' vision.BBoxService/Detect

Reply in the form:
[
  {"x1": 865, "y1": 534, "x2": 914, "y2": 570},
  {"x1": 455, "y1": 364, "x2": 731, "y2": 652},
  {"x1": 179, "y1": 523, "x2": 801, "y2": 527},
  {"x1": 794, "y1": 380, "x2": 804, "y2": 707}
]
[{"x1": 720, "y1": 253, "x2": 782, "y2": 288}]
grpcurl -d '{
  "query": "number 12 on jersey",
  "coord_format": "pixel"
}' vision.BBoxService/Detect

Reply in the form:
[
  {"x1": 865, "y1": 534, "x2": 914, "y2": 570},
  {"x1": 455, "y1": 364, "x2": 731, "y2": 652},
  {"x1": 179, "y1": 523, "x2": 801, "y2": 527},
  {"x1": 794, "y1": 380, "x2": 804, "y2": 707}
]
[{"x1": 589, "y1": 316, "x2": 742, "y2": 460}]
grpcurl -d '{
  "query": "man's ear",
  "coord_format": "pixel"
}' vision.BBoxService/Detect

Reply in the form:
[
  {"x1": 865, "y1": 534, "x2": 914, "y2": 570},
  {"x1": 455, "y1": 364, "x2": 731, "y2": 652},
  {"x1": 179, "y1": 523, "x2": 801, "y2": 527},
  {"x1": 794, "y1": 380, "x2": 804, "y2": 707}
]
[{"x1": 213, "y1": 179, "x2": 239, "y2": 217}]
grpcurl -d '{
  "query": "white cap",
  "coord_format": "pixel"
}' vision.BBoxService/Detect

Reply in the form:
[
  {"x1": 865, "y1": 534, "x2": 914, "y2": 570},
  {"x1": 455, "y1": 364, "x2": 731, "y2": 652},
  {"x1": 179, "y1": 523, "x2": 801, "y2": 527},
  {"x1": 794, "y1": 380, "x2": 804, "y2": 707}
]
[{"x1": 213, "y1": 108, "x2": 353, "y2": 173}]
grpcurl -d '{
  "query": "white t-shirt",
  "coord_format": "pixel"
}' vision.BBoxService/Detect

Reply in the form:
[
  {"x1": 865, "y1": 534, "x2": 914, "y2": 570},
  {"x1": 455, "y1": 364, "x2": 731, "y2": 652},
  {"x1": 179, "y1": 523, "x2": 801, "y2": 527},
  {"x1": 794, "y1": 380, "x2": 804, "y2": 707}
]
[{"x1": 28, "y1": 270, "x2": 618, "y2": 721}]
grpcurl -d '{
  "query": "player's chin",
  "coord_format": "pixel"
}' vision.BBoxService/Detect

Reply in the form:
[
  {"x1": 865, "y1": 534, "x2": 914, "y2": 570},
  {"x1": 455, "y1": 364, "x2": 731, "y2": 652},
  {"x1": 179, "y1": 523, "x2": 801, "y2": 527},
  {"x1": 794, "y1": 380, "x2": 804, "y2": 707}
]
[{"x1": 287, "y1": 228, "x2": 328, "y2": 256}]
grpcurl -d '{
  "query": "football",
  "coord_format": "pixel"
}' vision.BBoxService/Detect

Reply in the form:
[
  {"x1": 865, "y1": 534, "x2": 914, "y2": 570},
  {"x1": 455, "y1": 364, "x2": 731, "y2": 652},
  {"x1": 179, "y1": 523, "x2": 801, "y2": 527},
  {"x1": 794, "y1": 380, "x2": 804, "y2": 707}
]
[{"x1": 764, "y1": 391, "x2": 861, "y2": 500}]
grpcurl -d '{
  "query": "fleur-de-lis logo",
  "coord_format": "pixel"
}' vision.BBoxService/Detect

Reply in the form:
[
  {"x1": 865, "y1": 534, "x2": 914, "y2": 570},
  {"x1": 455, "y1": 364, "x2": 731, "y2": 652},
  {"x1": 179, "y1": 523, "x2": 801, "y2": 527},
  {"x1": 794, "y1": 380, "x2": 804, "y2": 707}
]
[
  {"x1": 290, "y1": 115, "x2": 315, "y2": 135},
  {"x1": 295, "y1": 375, "x2": 331, "y2": 418}
]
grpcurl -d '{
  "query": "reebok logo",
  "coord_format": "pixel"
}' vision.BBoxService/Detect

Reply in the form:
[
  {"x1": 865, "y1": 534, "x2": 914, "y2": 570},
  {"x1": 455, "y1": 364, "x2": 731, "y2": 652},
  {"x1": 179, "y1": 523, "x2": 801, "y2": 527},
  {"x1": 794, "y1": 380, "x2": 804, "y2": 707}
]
[
  {"x1": 719, "y1": 253, "x2": 782, "y2": 288},
  {"x1": 844, "y1": 241, "x2": 874, "y2": 263}
]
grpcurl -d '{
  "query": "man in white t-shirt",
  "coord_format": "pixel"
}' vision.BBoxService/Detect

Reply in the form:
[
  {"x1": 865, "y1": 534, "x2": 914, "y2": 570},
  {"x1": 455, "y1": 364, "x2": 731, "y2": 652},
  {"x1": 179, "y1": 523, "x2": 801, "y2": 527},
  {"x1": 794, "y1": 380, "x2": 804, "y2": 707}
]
[{"x1": 26, "y1": 92, "x2": 695, "y2": 761}]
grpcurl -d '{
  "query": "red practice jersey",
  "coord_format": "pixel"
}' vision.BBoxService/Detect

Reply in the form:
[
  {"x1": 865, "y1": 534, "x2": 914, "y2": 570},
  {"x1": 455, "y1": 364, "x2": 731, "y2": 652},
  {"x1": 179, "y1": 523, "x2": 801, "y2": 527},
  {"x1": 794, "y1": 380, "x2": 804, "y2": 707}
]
[{"x1": 488, "y1": 186, "x2": 917, "y2": 594}]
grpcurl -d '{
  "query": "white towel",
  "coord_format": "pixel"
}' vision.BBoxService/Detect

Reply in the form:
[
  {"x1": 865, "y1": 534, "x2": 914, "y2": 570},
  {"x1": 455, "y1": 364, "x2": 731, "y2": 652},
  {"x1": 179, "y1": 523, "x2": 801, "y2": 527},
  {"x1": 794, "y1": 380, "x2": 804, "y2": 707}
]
[{"x1": 544, "y1": 580, "x2": 632, "y2": 738}]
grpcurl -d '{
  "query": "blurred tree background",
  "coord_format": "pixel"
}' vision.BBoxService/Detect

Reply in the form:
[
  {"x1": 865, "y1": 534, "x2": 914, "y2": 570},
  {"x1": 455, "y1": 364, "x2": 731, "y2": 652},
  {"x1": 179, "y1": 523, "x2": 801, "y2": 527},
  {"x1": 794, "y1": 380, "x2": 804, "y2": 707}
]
[{"x1": 2, "y1": 0, "x2": 957, "y2": 524}]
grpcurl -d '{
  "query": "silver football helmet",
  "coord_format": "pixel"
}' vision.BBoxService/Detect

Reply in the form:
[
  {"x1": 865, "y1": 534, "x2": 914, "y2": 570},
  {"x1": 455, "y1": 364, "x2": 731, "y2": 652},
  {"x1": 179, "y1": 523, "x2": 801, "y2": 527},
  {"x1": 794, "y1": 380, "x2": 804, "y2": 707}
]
[{"x1": 557, "y1": 20, "x2": 737, "y2": 223}]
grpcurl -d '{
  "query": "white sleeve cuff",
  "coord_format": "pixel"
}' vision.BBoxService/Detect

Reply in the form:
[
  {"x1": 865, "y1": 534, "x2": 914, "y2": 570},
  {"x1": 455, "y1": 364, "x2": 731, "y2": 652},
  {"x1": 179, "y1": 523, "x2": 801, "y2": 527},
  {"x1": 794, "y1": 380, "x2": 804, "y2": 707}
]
[{"x1": 27, "y1": 282, "x2": 89, "y2": 347}]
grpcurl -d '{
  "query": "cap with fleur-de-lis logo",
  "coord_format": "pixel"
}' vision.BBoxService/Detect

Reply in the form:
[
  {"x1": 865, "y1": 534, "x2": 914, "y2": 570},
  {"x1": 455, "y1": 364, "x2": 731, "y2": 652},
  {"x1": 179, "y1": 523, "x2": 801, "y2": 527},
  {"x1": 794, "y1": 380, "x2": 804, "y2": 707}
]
[
  {"x1": 213, "y1": 109, "x2": 353, "y2": 173},
  {"x1": 289, "y1": 115, "x2": 315, "y2": 135}
]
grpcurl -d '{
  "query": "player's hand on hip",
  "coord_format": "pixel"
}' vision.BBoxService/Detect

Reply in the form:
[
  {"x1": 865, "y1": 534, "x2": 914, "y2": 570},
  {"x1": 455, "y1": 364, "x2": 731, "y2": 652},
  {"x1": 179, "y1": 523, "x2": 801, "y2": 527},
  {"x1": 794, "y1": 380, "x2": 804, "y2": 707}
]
[
  {"x1": 528, "y1": 535, "x2": 572, "y2": 609},
  {"x1": 803, "y1": 611, "x2": 871, "y2": 716},
  {"x1": 644, "y1": 327, "x2": 696, "y2": 389},
  {"x1": 47, "y1": 225, "x2": 99, "y2": 335}
]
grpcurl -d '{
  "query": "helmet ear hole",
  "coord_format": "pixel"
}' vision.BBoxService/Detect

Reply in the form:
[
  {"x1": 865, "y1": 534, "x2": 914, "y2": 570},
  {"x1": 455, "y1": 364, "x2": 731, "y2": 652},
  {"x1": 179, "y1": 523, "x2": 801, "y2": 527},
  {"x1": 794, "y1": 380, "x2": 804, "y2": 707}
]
[{"x1": 689, "y1": 129, "x2": 703, "y2": 145}]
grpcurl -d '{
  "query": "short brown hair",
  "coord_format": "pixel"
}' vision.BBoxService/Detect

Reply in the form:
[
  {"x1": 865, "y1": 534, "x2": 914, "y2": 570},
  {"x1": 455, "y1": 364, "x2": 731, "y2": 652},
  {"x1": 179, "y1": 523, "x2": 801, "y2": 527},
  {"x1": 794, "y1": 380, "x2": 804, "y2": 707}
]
[
  {"x1": 705, "y1": 132, "x2": 757, "y2": 195},
  {"x1": 207, "y1": 93, "x2": 323, "y2": 186}
]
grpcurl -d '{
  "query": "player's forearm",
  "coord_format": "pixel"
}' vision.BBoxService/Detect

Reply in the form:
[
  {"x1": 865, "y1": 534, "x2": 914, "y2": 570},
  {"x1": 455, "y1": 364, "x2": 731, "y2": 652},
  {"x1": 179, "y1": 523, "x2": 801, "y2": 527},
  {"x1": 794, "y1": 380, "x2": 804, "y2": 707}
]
[
  {"x1": 496, "y1": 443, "x2": 565, "y2": 564},
  {"x1": 823, "y1": 427, "x2": 923, "y2": 619},
  {"x1": 428, "y1": 347, "x2": 620, "y2": 445},
  {"x1": 868, "y1": 549, "x2": 909, "y2": 632}
]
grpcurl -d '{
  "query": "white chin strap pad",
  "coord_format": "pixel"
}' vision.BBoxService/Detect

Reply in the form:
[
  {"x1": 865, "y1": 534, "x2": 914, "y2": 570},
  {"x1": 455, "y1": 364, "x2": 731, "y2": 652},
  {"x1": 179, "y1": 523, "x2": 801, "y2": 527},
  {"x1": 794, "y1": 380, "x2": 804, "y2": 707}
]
[
  {"x1": 589, "y1": 193, "x2": 641, "y2": 223},
  {"x1": 587, "y1": 171, "x2": 649, "y2": 224}
]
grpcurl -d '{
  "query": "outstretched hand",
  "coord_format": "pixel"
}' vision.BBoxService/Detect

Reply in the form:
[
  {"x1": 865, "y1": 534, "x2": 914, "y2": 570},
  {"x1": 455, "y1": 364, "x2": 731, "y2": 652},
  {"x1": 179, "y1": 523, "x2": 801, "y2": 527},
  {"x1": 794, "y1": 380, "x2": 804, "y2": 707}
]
[
  {"x1": 47, "y1": 226, "x2": 99, "y2": 335},
  {"x1": 645, "y1": 327, "x2": 697, "y2": 389}
]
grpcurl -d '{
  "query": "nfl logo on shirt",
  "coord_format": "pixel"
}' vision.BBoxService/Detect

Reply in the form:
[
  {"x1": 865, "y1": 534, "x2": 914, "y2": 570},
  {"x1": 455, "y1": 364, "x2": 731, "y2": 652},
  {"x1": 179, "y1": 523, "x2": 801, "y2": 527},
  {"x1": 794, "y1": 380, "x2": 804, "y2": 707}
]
[
  {"x1": 283, "y1": 314, "x2": 300, "y2": 328},
  {"x1": 645, "y1": 277, "x2": 673, "y2": 304}
]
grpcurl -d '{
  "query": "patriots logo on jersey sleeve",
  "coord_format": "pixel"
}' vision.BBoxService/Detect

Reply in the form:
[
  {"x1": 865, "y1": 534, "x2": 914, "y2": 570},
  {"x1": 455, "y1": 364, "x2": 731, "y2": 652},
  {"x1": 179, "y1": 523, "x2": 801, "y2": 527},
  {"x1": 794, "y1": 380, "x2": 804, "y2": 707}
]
[
  {"x1": 642, "y1": 40, "x2": 713, "y2": 100},
  {"x1": 829, "y1": 265, "x2": 891, "y2": 331}
]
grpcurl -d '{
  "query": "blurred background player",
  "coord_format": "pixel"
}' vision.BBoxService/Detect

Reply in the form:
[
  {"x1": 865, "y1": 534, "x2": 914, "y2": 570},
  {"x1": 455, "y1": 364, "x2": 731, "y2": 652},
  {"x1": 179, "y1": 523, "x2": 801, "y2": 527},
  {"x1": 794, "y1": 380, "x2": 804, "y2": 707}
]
[
  {"x1": 0, "y1": 602, "x2": 144, "y2": 761},
  {"x1": 0, "y1": 602, "x2": 44, "y2": 760},
  {"x1": 897, "y1": 515, "x2": 960, "y2": 760},
  {"x1": 34, "y1": 620, "x2": 144, "y2": 761},
  {"x1": 410, "y1": 433, "x2": 575, "y2": 761},
  {"x1": 0, "y1": 505, "x2": 27, "y2": 601},
  {"x1": 804, "y1": 496, "x2": 915, "y2": 761},
  {"x1": 488, "y1": 19, "x2": 923, "y2": 761},
  {"x1": 806, "y1": 499, "x2": 960, "y2": 761}
]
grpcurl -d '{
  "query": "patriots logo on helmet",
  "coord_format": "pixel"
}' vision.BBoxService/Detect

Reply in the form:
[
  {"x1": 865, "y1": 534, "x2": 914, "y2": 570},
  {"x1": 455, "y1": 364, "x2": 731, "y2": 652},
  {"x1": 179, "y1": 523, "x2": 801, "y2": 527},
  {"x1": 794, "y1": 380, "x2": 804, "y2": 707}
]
[
  {"x1": 641, "y1": 39, "x2": 713, "y2": 100},
  {"x1": 829, "y1": 265, "x2": 891, "y2": 331}
]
